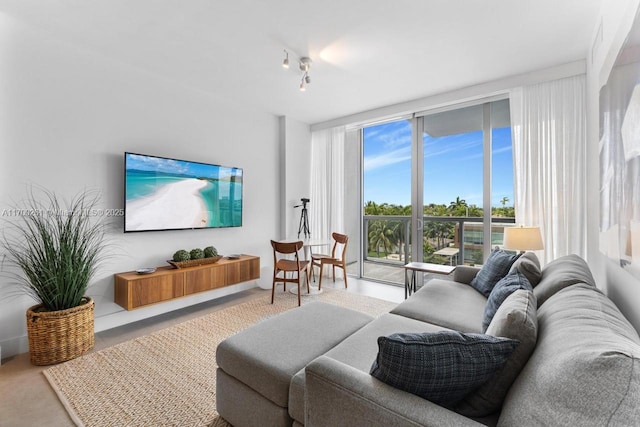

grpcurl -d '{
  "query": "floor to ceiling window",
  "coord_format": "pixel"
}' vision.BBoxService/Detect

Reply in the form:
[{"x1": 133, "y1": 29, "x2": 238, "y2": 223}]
[
  {"x1": 353, "y1": 98, "x2": 514, "y2": 285},
  {"x1": 360, "y1": 118, "x2": 412, "y2": 283}
]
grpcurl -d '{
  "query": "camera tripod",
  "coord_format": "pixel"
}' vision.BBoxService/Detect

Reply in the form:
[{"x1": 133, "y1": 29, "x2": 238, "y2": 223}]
[{"x1": 295, "y1": 200, "x2": 310, "y2": 239}]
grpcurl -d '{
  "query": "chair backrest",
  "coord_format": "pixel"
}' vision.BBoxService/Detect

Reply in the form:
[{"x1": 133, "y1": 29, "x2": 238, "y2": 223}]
[
  {"x1": 330, "y1": 233, "x2": 348, "y2": 261},
  {"x1": 271, "y1": 240, "x2": 303, "y2": 266},
  {"x1": 271, "y1": 240, "x2": 303, "y2": 255}
]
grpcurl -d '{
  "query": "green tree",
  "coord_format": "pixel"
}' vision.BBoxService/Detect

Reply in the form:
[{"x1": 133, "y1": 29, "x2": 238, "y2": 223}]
[
  {"x1": 448, "y1": 196, "x2": 467, "y2": 216},
  {"x1": 500, "y1": 196, "x2": 509, "y2": 207},
  {"x1": 424, "y1": 220, "x2": 453, "y2": 250},
  {"x1": 424, "y1": 203, "x2": 449, "y2": 217},
  {"x1": 364, "y1": 201, "x2": 380, "y2": 215},
  {"x1": 368, "y1": 220, "x2": 393, "y2": 257},
  {"x1": 467, "y1": 204, "x2": 483, "y2": 217},
  {"x1": 389, "y1": 220, "x2": 407, "y2": 261}
]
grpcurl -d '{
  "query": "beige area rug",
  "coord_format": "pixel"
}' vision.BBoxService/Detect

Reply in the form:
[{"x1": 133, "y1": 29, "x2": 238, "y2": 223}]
[{"x1": 43, "y1": 288, "x2": 396, "y2": 427}]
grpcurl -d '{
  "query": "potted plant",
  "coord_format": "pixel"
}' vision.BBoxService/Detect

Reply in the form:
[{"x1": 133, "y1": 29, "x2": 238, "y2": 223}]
[{"x1": 1, "y1": 187, "x2": 108, "y2": 365}]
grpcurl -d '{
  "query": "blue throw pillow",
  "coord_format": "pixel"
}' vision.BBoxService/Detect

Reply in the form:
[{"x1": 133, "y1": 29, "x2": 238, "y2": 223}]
[
  {"x1": 482, "y1": 270, "x2": 533, "y2": 333},
  {"x1": 370, "y1": 331, "x2": 519, "y2": 407},
  {"x1": 470, "y1": 249, "x2": 521, "y2": 297}
]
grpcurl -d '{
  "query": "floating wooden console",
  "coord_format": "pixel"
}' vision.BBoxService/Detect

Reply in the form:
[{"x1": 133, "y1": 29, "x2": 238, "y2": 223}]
[{"x1": 114, "y1": 255, "x2": 260, "y2": 310}]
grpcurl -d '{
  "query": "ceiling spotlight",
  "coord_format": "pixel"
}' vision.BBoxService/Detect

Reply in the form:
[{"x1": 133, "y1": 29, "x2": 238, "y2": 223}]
[
  {"x1": 299, "y1": 57, "x2": 312, "y2": 72},
  {"x1": 282, "y1": 50, "x2": 313, "y2": 90}
]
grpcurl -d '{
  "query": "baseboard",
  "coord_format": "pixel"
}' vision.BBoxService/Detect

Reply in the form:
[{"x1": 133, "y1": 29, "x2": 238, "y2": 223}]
[
  {"x1": 0, "y1": 335, "x2": 29, "y2": 362},
  {"x1": 1, "y1": 281, "x2": 259, "y2": 360}
]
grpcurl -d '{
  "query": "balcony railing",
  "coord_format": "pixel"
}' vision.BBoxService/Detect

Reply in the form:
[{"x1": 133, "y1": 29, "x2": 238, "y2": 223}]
[{"x1": 363, "y1": 215, "x2": 516, "y2": 271}]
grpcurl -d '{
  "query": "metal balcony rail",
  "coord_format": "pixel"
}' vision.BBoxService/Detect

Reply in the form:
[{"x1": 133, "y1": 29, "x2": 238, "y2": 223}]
[{"x1": 363, "y1": 215, "x2": 516, "y2": 267}]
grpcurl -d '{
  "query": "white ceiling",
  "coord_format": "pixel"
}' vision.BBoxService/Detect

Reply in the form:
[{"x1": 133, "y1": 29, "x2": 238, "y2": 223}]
[{"x1": 0, "y1": 0, "x2": 604, "y2": 125}]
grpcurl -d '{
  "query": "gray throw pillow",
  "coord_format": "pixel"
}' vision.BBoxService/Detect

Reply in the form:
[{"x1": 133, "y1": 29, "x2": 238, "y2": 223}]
[
  {"x1": 482, "y1": 271, "x2": 532, "y2": 333},
  {"x1": 508, "y1": 252, "x2": 542, "y2": 287},
  {"x1": 470, "y1": 249, "x2": 521, "y2": 297},
  {"x1": 370, "y1": 331, "x2": 518, "y2": 407},
  {"x1": 457, "y1": 289, "x2": 538, "y2": 417}
]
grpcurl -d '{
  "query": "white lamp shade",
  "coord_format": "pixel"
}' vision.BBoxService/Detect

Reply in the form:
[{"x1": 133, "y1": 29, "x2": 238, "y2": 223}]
[{"x1": 504, "y1": 226, "x2": 544, "y2": 251}]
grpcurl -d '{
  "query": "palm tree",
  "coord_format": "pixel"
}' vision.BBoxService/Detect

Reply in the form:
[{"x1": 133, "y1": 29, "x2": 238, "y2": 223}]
[
  {"x1": 368, "y1": 221, "x2": 393, "y2": 258},
  {"x1": 389, "y1": 220, "x2": 406, "y2": 261},
  {"x1": 424, "y1": 220, "x2": 453, "y2": 250},
  {"x1": 500, "y1": 196, "x2": 510, "y2": 207},
  {"x1": 448, "y1": 196, "x2": 467, "y2": 216},
  {"x1": 364, "y1": 201, "x2": 380, "y2": 215}
]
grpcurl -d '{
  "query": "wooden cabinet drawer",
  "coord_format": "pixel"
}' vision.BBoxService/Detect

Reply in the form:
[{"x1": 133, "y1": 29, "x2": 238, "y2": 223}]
[
  {"x1": 184, "y1": 264, "x2": 226, "y2": 294},
  {"x1": 114, "y1": 255, "x2": 260, "y2": 310}
]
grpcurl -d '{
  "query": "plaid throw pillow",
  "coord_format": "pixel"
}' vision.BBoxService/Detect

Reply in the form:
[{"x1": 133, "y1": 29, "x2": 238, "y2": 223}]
[
  {"x1": 470, "y1": 249, "x2": 521, "y2": 297},
  {"x1": 370, "y1": 331, "x2": 519, "y2": 407},
  {"x1": 482, "y1": 270, "x2": 533, "y2": 332}
]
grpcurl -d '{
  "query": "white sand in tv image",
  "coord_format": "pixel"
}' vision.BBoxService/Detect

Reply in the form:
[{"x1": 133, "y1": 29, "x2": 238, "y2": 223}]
[{"x1": 126, "y1": 179, "x2": 209, "y2": 231}]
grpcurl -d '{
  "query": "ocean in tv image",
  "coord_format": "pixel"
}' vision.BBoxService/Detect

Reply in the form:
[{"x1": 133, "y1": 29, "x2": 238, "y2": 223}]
[{"x1": 125, "y1": 153, "x2": 242, "y2": 231}]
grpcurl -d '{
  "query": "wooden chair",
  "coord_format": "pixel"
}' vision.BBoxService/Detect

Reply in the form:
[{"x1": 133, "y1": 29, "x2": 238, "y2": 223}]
[
  {"x1": 270, "y1": 240, "x2": 310, "y2": 306},
  {"x1": 311, "y1": 232, "x2": 348, "y2": 290}
]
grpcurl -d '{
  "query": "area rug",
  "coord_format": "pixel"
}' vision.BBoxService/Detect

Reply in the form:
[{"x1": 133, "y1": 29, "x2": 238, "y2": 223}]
[{"x1": 43, "y1": 288, "x2": 396, "y2": 427}]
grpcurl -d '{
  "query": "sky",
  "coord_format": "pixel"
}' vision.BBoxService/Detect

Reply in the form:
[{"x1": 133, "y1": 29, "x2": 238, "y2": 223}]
[
  {"x1": 126, "y1": 153, "x2": 242, "y2": 180},
  {"x1": 363, "y1": 119, "x2": 514, "y2": 208}
]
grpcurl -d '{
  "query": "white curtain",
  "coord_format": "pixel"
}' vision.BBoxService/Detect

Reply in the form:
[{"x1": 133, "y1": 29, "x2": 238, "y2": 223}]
[
  {"x1": 510, "y1": 75, "x2": 587, "y2": 264},
  {"x1": 310, "y1": 126, "x2": 345, "y2": 242}
]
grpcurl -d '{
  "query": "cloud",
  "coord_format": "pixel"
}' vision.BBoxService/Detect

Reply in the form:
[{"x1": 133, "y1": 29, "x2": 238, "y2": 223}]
[
  {"x1": 364, "y1": 120, "x2": 412, "y2": 150},
  {"x1": 128, "y1": 154, "x2": 191, "y2": 174},
  {"x1": 364, "y1": 146, "x2": 411, "y2": 171}
]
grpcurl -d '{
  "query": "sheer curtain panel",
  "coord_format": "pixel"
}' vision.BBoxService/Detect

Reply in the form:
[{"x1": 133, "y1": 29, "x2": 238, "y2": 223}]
[
  {"x1": 310, "y1": 127, "x2": 345, "y2": 242},
  {"x1": 510, "y1": 75, "x2": 587, "y2": 264}
]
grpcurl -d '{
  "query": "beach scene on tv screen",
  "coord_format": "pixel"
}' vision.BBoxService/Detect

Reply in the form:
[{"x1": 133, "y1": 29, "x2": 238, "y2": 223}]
[{"x1": 125, "y1": 153, "x2": 242, "y2": 231}]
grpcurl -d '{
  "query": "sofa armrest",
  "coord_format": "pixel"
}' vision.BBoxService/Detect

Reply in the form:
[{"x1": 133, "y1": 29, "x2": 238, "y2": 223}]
[
  {"x1": 305, "y1": 356, "x2": 484, "y2": 427},
  {"x1": 453, "y1": 266, "x2": 481, "y2": 285}
]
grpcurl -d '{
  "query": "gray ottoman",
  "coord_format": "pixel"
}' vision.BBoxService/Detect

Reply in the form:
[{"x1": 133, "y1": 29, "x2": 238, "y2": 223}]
[{"x1": 216, "y1": 301, "x2": 373, "y2": 427}]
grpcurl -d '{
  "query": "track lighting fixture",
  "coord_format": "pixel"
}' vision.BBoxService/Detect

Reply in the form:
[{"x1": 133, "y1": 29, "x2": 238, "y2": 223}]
[{"x1": 282, "y1": 50, "x2": 312, "y2": 91}]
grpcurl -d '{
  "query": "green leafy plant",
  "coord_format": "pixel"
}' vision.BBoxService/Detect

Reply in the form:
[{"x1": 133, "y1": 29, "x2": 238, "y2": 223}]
[
  {"x1": 172, "y1": 250, "x2": 190, "y2": 262},
  {"x1": 1, "y1": 187, "x2": 109, "y2": 311},
  {"x1": 190, "y1": 248, "x2": 204, "y2": 260},
  {"x1": 203, "y1": 246, "x2": 218, "y2": 258}
]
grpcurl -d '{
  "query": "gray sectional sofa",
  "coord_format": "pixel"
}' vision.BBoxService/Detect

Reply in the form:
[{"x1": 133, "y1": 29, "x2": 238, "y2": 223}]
[{"x1": 216, "y1": 254, "x2": 640, "y2": 426}]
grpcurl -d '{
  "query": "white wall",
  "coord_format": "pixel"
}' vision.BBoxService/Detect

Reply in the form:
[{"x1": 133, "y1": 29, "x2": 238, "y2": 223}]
[
  {"x1": 0, "y1": 14, "x2": 283, "y2": 358},
  {"x1": 586, "y1": 0, "x2": 640, "y2": 332},
  {"x1": 280, "y1": 116, "x2": 311, "y2": 240}
]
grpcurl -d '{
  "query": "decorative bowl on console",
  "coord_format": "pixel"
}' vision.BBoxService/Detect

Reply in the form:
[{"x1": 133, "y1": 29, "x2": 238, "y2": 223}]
[{"x1": 167, "y1": 256, "x2": 223, "y2": 269}]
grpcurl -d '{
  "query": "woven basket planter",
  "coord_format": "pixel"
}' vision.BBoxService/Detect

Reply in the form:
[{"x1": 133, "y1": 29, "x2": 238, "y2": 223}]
[{"x1": 26, "y1": 297, "x2": 95, "y2": 365}]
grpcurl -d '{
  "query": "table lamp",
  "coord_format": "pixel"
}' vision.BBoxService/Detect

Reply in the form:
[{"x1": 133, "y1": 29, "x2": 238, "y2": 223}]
[{"x1": 503, "y1": 225, "x2": 544, "y2": 253}]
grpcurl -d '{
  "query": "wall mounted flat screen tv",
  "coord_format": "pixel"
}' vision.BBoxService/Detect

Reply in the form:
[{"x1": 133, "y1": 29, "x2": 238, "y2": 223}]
[{"x1": 124, "y1": 152, "x2": 243, "y2": 232}]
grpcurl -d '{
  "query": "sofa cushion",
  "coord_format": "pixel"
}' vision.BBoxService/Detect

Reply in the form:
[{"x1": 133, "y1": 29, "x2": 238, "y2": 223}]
[
  {"x1": 457, "y1": 289, "x2": 537, "y2": 417},
  {"x1": 498, "y1": 283, "x2": 640, "y2": 426},
  {"x1": 452, "y1": 265, "x2": 481, "y2": 285},
  {"x1": 216, "y1": 302, "x2": 372, "y2": 408},
  {"x1": 508, "y1": 252, "x2": 541, "y2": 287},
  {"x1": 288, "y1": 313, "x2": 450, "y2": 423},
  {"x1": 324, "y1": 312, "x2": 451, "y2": 372},
  {"x1": 391, "y1": 279, "x2": 487, "y2": 333},
  {"x1": 482, "y1": 271, "x2": 532, "y2": 333},
  {"x1": 370, "y1": 331, "x2": 518, "y2": 407},
  {"x1": 534, "y1": 254, "x2": 596, "y2": 307},
  {"x1": 470, "y1": 249, "x2": 521, "y2": 297}
]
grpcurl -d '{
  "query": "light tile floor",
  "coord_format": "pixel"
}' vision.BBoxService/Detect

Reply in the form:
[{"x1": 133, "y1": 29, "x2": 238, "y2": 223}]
[{"x1": 0, "y1": 277, "x2": 404, "y2": 427}]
